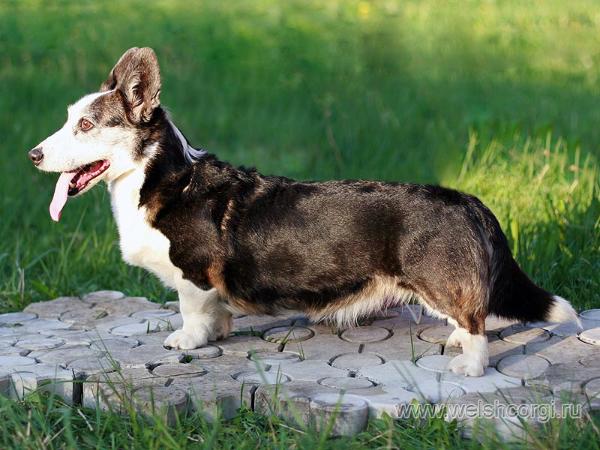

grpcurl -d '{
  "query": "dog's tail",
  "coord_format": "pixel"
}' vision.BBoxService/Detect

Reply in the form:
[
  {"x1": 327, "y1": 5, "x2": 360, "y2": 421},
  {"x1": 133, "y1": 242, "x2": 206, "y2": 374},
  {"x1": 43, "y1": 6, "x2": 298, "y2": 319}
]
[
  {"x1": 488, "y1": 256, "x2": 580, "y2": 326},
  {"x1": 471, "y1": 199, "x2": 580, "y2": 326}
]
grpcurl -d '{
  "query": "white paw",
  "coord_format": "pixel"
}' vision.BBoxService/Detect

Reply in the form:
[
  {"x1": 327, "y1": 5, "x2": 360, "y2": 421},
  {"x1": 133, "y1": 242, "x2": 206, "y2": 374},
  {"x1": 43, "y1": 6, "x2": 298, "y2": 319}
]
[
  {"x1": 446, "y1": 329, "x2": 463, "y2": 347},
  {"x1": 163, "y1": 329, "x2": 208, "y2": 350},
  {"x1": 448, "y1": 354, "x2": 485, "y2": 377}
]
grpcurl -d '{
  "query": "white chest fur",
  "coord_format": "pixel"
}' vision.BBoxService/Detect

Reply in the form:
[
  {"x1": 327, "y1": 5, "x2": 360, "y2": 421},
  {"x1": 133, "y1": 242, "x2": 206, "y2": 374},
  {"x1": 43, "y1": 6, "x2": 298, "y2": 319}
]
[{"x1": 108, "y1": 168, "x2": 182, "y2": 289}]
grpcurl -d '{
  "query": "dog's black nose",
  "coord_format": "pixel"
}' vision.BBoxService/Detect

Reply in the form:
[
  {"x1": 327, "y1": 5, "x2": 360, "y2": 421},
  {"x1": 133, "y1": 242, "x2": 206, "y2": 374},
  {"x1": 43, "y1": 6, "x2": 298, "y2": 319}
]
[{"x1": 28, "y1": 147, "x2": 44, "y2": 165}]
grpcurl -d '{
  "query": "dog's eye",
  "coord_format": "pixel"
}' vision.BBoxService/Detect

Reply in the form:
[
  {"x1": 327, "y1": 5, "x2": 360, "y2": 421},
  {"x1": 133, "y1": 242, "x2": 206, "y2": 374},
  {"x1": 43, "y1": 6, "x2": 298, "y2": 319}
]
[{"x1": 79, "y1": 118, "x2": 94, "y2": 131}]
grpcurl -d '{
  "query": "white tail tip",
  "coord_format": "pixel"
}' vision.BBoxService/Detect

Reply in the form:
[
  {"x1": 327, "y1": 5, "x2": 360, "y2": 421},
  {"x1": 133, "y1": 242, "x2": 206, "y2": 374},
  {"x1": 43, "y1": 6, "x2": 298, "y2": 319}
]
[{"x1": 547, "y1": 295, "x2": 582, "y2": 328}]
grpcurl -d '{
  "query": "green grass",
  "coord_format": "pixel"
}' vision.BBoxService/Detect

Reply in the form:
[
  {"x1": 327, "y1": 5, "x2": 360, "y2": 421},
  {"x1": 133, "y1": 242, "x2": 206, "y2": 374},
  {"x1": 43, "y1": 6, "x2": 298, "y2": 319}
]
[{"x1": 0, "y1": 0, "x2": 599, "y2": 447}]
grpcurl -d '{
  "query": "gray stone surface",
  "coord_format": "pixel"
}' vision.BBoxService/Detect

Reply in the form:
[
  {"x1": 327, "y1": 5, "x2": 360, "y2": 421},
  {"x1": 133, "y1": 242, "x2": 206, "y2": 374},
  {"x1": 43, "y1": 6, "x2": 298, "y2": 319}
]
[{"x1": 0, "y1": 293, "x2": 597, "y2": 437}]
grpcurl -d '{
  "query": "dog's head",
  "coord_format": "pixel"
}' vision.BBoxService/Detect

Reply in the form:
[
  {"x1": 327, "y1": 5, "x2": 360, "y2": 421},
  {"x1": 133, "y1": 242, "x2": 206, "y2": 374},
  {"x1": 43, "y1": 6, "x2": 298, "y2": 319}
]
[{"x1": 29, "y1": 47, "x2": 162, "y2": 221}]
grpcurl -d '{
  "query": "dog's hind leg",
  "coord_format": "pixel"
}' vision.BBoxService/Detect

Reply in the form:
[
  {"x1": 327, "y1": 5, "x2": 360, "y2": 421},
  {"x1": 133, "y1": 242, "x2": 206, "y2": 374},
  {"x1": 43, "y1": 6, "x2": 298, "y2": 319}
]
[
  {"x1": 446, "y1": 316, "x2": 488, "y2": 377},
  {"x1": 164, "y1": 281, "x2": 232, "y2": 350}
]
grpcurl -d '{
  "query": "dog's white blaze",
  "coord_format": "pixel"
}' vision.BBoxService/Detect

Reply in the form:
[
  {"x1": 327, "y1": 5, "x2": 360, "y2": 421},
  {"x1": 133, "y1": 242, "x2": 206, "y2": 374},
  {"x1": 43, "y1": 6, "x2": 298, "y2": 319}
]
[
  {"x1": 108, "y1": 158, "x2": 230, "y2": 349},
  {"x1": 35, "y1": 91, "x2": 137, "y2": 189}
]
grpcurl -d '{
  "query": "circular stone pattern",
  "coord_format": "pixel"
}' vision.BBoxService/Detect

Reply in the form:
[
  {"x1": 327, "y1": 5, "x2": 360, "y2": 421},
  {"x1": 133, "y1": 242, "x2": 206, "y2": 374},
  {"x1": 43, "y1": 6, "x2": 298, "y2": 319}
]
[
  {"x1": 418, "y1": 325, "x2": 454, "y2": 344},
  {"x1": 0, "y1": 355, "x2": 36, "y2": 367},
  {"x1": 580, "y1": 310, "x2": 600, "y2": 321},
  {"x1": 131, "y1": 309, "x2": 175, "y2": 320},
  {"x1": 234, "y1": 371, "x2": 290, "y2": 385},
  {"x1": 0, "y1": 312, "x2": 36, "y2": 325},
  {"x1": 263, "y1": 326, "x2": 314, "y2": 344},
  {"x1": 152, "y1": 363, "x2": 207, "y2": 378},
  {"x1": 497, "y1": 354, "x2": 550, "y2": 380},
  {"x1": 249, "y1": 351, "x2": 301, "y2": 366},
  {"x1": 182, "y1": 345, "x2": 222, "y2": 359},
  {"x1": 330, "y1": 353, "x2": 384, "y2": 371},
  {"x1": 416, "y1": 355, "x2": 453, "y2": 373},
  {"x1": 579, "y1": 328, "x2": 600, "y2": 346},
  {"x1": 584, "y1": 378, "x2": 600, "y2": 398},
  {"x1": 16, "y1": 336, "x2": 65, "y2": 351},
  {"x1": 318, "y1": 377, "x2": 374, "y2": 390},
  {"x1": 500, "y1": 326, "x2": 550, "y2": 344},
  {"x1": 340, "y1": 326, "x2": 391, "y2": 343}
]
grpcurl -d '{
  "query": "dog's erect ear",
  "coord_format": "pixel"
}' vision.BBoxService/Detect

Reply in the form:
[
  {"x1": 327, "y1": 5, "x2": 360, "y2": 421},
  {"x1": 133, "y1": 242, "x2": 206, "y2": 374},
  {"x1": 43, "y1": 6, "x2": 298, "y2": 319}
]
[{"x1": 100, "y1": 47, "x2": 161, "y2": 123}]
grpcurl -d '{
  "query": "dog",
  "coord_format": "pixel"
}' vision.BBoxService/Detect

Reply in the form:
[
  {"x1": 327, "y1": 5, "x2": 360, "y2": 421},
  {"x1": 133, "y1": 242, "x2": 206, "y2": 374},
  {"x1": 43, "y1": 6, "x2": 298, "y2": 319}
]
[{"x1": 28, "y1": 47, "x2": 580, "y2": 377}]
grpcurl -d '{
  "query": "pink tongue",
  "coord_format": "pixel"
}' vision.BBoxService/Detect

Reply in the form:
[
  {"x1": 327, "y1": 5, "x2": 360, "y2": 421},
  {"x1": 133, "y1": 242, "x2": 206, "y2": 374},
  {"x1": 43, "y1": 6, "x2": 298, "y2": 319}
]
[{"x1": 49, "y1": 172, "x2": 78, "y2": 222}]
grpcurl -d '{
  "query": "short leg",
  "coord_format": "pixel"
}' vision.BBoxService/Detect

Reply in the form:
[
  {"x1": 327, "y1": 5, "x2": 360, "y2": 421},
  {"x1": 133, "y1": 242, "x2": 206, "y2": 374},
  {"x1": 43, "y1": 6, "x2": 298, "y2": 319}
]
[
  {"x1": 164, "y1": 282, "x2": 232, "y2": 350},
  {"x1": 447, "y1": 327, "x2": 489, "y2": 377}
]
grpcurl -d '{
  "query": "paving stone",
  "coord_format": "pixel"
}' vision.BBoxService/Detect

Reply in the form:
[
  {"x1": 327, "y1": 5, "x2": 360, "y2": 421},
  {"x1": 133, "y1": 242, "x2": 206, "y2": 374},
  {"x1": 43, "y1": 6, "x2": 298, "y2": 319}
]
[
  {"x1": 94, "y1": 317, "x2": 144, "y2": 333},
  {"x1": 584, "y1": 378, "x2": 600, "y2": 409},
  {"x1": 181, "y1": 345, "x2": 222, "y2": 360},
  {"x1": 3, "y1": 291, "x2": 600, "y2": 436},
  {"x1": 358, "y1": 360, "x2": 438, "y2": 388},
  {"x1": 497, "y1": 354, "x2": 550, "y2": 380},
  {"x1": 60, "y1": 307, "x2": 108, "y2": 325},
  {"x1": 340, "y1": 326, "x2": 391, "y2": 343},
  {"x1": 444, "y1": 390, "x2": 554, "y2": 441},
  {"x1": 499, "y1": 325, "x2": 551, "y2": 345},
  {"x1": 46, "y1": 330, "x2": 109, "y2": 346},
  {"x1": 527, "y1": 363, "x2": 600, "y2": 394},
  {"x1": 8, "y1": 365, "x2": 75, "y2": 402},
  {"x1": 90, "y1": 336, "x2": 139, "y2": 352},
  {"x1": 362, "y1": 331, "x2": 442, "y2": 361},
  {"x1": 152, "y1": 363, "x2": 207, "y2": 378},
  {"x1": 319, "y1": 377, "x2": 374, "y2": 390},
  {"x1": 309, "y1": 393, "x2": 369, "y2": 436},
  {"x1": 527, "y1": 335, "x2": 597, "y2": 365},
  {"x1": 442, "y1": 367, "x2": 521, "y2": 394},
  {"x1": 218, "y1": 335, "x2": 280, "y2": 357},
  {"x1": 285, "y1": 333, "x2": 359, "y2": 361},
  {"x1": 19, "y1": 318, "x2": 72, "y2": 334},
  {"x1": 82, "y1": 368, "x2": 163, "y2": 409},
  {"x1": 0, "y1": 312, "x2": 37, "y2": 325},
  {"x1": 406, "y1": 380, "x2": 466, "y2": 402},
  {"x1": 0, "y1": 328, "x2": 18, "y2": 337},
  {"x1": 24, "y1": 297, "x2": 88, "y2": 319},
  {"x1": 104, "y1": 344, "x2": 183, "y2": 369},
  {"x1": 263, "y1": 326, "x2": 314, "y2": 343},
  {"x1": 580, "y1": 309, "x2": 600, "y2": 321},
  {"x1": 81, "y1": 290, "x2": 125, "y2": 304},
  {"x1": 110, "y1": 321, "x2": 161, "y2": 336},
  {"x1": 30, "y1": 345, "x2": 104, "y2": 366},
  {"x1": 416, "y1": 355, "x2": 454, "y2": 373},
  {"x1": 68, "y1": 356, "x2": 119, "y2": 377},
  {"x1": 164, "y1": 301, "x2": 180, "y2": 313},
  {"x1": 15, "y1": 336, "x2": 65, "y2": 351},
  {"x1": 232, "y1": 315, "x2": 294, "y2": 334},
  {"x1": 331, "y1": 353, "x2": 383, "y2": 371},
  {"x1": 279, "y1": 360, "x2": 349, "y2": 382},
  {"x1": 526, "y1": 321, "x2": 584, "y2": 337},
  {"x1": 418, "y1": 324, "x2": 455, "y2": 344},
  {"x1": 234, "y1": 370, "x2": 291, "y2": 385},
  {"x1": 0, "y1": 355, "x2": 37, "y2": 368},
  {"x1": 579, "y1": 328, "x2": 600, "y2": 346},
  {"x1": 488, "y1": 339, "x2": 524, "y2": 366},
  {"x1": 180, "y1": 373, "x2": 247, "y2": 420}
]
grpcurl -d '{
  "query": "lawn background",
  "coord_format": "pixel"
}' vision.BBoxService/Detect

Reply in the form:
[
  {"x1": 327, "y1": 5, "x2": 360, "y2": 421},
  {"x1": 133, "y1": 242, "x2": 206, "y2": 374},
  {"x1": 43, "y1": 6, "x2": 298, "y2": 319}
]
[{"x1": 0, "y1": 0, "x2": 599, "y2": 448}]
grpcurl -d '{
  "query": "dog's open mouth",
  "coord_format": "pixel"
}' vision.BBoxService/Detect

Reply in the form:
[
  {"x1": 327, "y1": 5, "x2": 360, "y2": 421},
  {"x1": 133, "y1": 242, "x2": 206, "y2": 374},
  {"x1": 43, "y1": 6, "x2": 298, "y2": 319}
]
[{"x1": 49, "y1": 160, "x2": 110, "y2": 222}]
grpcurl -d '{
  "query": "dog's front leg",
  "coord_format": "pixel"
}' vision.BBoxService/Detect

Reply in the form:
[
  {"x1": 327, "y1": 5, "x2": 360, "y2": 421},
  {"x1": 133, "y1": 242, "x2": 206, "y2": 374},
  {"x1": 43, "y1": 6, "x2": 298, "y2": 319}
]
[{"x1": 164, "y1": 282, "x2": 232, "y2": 350}]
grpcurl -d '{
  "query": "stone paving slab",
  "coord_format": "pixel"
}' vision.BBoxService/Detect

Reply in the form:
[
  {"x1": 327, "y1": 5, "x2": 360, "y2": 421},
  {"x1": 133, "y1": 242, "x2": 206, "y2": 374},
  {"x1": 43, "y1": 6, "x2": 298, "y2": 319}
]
[{"x1": 0, "y1": 291, "x2": 599, "y2": 437}]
